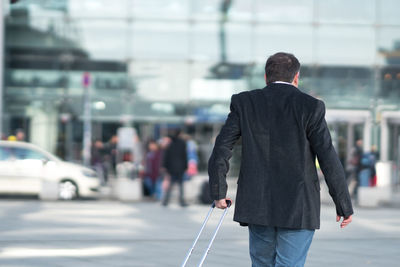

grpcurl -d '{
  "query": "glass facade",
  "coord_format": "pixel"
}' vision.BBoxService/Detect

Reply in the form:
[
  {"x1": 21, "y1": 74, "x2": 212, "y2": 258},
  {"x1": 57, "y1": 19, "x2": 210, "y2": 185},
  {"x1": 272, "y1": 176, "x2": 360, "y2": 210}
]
[{"x1": 2, "y1": 0, "x2": 400, "y2": 170}]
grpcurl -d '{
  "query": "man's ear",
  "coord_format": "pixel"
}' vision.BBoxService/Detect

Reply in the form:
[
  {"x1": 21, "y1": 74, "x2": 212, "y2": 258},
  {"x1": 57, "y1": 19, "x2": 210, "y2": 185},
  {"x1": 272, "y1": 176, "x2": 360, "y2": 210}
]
[
  {"x1": 264, "y1": 74, "x2": 267, "y2": 84},
  {"x1": 292, "y1": 72, "x2": 299, "y2": 86}
]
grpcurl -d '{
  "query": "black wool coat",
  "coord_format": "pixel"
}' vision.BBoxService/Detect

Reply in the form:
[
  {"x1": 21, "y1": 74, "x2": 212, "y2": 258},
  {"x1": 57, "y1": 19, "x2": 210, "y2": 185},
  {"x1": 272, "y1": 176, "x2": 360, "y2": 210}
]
[{"x1": 208, "y1": 83, "x2": 354, "y2": 229}]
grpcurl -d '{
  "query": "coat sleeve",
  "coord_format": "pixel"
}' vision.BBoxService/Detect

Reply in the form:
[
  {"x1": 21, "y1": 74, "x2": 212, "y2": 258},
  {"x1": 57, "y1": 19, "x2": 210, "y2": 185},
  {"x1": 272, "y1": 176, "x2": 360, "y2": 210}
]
[
  {"x1": 307, "y1": 100, "x2": 354, "y2": 217},
  {"x1": 208, "y1": 95, "x2": 242, "y2": 200}
]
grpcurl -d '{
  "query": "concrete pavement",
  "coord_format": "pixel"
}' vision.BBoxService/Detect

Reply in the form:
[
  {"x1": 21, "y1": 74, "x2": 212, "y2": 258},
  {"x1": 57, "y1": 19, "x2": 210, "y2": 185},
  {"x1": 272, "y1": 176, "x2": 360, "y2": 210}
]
[{"x1": 0, "y1": 200, "x2": 399, "y2": 266}]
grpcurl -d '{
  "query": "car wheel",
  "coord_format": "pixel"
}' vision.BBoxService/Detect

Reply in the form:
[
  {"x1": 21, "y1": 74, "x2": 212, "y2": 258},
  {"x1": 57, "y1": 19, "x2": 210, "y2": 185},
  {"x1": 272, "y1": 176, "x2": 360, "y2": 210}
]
[{"x1": 58, "y1": 180, "x2": 78, "y2": 200}]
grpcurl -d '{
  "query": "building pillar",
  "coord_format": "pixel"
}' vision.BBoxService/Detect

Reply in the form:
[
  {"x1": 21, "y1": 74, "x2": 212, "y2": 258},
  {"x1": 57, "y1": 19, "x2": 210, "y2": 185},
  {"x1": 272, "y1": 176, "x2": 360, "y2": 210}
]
[
  {"x1": 380, "y1": 117, "x2": 389, "y2": 162},
  {"x1": 363, "y1": 114, "x2": 372, "y2": 153},
  {"x1": 346, "y1": 123, "x2": 354, "y2": 161},
  {"x1": 0, "y1": 2, "x2": 5, "y2": 136},
  {"x1": 27, "y1": 105, "x2": 57, "y2": 153}
]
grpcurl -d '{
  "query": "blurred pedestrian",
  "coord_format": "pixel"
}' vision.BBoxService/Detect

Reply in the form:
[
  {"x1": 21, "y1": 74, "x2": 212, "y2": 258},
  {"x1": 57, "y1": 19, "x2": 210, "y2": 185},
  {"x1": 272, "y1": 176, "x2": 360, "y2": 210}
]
[
  {"x1": 359, "y1": 148, "x2": 378, "y2": 187},
  {"x1": 91, "y1": 140, "x2": 108, "y2": 185},
  {"x1": 181, "y1": 133, "x2": 199, "y2": 180},
  {"x1": 158, "y1": 136, "x2": 172, "y2": 200},
  {"x1": 143, "y1": 139, "x2": 162, "y2": 199},
  {"x1": 369, "y1": 145, "x2": 379, "y2": 186},
  {"x1": 15, "y1": 129, "x2": 25, "y2": 141},
  {"x1": 348, "y1": 139, "x2": 363, "y2": 198},
  {"x1": 208, "y1": 52, "x2": 353, "y2": 267},
  {"x1": 162, "y1": 129, "x2": 188, "y2": 207},
  {"x1": 107, "y1": 135, "x2": 118, "y2": 176}
]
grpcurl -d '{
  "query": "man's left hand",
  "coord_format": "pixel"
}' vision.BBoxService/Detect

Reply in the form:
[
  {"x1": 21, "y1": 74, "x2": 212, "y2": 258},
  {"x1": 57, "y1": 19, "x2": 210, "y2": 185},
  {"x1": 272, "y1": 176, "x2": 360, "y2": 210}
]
[{"x1": 336, "y1": 215, "x2": 352, "y2": 228}]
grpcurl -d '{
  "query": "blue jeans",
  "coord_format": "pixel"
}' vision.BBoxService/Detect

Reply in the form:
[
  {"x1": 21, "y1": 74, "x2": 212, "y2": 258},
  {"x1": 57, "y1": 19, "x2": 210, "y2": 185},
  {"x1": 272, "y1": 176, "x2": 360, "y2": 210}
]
[{"x1": 248, "y1": 224, "x2": 314, "y2": 267}]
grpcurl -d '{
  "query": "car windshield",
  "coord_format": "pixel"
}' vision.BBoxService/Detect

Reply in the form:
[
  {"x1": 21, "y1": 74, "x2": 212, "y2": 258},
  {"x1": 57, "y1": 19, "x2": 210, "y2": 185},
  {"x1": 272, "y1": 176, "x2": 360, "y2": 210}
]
[
  {"x1": 14, "y1": 147, "x2": 48, "y2": 160},
  {"x1": 0, "y1": 146, "x2": 51, "y2": 161},
  {"x1": 0, "y1": 147, "x2": 14, "y2": 160}
]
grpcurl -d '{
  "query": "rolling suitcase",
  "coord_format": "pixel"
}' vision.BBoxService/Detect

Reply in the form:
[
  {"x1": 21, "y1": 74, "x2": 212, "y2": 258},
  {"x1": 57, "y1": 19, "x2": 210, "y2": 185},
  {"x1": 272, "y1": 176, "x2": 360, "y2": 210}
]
[{"x1": 181, "y1": 200, "x2": 232, "y2": 267}]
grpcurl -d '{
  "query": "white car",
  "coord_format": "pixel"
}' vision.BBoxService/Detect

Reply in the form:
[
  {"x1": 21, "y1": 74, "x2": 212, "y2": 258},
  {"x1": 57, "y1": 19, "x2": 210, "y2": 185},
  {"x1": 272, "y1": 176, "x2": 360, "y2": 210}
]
[{"x1": 0, "y1": 141, "x2": 100, "y2": 200}]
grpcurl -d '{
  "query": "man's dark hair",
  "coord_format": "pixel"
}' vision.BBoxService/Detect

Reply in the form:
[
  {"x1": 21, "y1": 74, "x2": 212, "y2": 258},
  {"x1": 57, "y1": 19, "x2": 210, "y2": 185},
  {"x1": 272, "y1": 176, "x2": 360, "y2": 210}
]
[{"x1": 264, "y1": 52, "x2": 300, "y2": 84}]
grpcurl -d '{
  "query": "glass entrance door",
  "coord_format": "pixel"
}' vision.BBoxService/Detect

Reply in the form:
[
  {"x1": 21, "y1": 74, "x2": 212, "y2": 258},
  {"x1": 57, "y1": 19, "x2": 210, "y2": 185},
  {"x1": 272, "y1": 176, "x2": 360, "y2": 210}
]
[
  {"x1": 388, "y1": 122, "x2": 400, "y2": 189},
  {"x1": 388, "y1": 123, "x2": 400, "y2": 162},
  {"x1": 380, "y1": 111, "x2": 400, "y2": 190},
  {"x1": 326, "y1": 109, "x2": 371, "y2": 171},
  {"x1": 327, "y1": 122, "x2": 364, "y2": 171}
]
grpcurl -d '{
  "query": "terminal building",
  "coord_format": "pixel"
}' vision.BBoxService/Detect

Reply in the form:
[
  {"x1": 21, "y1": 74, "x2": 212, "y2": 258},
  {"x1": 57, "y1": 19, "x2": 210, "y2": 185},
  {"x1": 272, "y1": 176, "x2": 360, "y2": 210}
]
[{"x1": 1, "y1": 0, "x2": 400, "y2": 176}]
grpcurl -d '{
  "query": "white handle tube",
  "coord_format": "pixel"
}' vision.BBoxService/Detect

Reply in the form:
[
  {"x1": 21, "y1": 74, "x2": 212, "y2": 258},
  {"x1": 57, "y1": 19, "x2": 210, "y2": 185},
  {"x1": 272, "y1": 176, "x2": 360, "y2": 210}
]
[
  {"x1": 198, "y1": 204, "x2": 231, "y2": 267},
  {"x1": 181, "y1": 203, "x2": 215, "y2": 267}
]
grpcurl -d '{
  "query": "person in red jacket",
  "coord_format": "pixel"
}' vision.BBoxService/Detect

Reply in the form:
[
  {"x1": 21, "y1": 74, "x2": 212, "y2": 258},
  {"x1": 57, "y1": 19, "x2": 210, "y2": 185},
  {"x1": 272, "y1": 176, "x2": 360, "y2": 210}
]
[{"x1": 143, "y1": 140, "x2": 162, "y2": 198}]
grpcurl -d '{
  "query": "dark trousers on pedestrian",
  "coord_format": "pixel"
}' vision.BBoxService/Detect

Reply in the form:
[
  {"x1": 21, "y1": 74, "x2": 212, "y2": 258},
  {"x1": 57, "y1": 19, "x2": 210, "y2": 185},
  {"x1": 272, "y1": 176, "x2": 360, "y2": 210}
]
[
  {"x1": 248, "y1": 224, "x2": 314, "y2": 267},
  {"x1": 94, "y1": 162, "x2": 108, "y2": 186},
  {"x1": 162, "y1": 174, "x2": 186, "y2": 206}
]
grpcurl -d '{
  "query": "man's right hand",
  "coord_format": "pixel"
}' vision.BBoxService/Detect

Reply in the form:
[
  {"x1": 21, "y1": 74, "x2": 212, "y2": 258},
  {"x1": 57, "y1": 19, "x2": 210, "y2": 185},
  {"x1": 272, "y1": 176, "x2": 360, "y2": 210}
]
[
  {"x1": 336, "y1": 215, "x2": 352, "y2": 228},
  {"x1": 214, "y1": 198, "x2": 232, "y2": 209}
]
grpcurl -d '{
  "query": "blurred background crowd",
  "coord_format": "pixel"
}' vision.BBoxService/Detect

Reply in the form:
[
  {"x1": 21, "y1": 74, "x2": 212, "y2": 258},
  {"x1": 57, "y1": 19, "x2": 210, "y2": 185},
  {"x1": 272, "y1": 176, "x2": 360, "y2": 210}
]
[{"x1": 0, "y1": 0, "x2": 400, "y2": 203}]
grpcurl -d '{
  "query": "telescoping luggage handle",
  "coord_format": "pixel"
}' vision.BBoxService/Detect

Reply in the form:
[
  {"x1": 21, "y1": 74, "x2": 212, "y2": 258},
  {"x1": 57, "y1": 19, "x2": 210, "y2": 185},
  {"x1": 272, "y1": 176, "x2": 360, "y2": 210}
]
[{"x1": 181, "y1": 200, "x2": 232, "y2": 267}]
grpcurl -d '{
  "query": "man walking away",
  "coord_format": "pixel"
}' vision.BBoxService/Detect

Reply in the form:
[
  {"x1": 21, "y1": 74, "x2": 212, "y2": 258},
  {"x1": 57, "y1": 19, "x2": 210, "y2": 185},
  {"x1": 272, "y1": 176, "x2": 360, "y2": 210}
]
[
  {"x1": 162, "y1": 129, "x2": 188, "y2": 207},
  {"x1": 208, "y1": 52, "x2": 353, "y2": 267}
]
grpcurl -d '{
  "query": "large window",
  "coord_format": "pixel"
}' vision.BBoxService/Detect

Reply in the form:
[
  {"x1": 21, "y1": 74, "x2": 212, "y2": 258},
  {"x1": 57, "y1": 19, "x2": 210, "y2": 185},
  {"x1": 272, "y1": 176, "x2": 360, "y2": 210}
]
[
  {"x1": 317, "y1": 0, "x2": 375, "y2": 24},
  {"x1": 316, "y1": 25, "x2": 376, "y2": 65},
  {"x1": 254, "y1": 25, "x2": 313, "y2": 64},
  {"x1": 4, "y1": 0, "x2": 400, "y2": 160}
]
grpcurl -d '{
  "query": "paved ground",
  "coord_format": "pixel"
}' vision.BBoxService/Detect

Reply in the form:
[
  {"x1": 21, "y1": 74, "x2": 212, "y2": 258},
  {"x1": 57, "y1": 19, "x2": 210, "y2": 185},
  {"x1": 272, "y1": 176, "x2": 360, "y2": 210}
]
[{"x1": 0, "y1": 199, "x2": 399, "y2": 267}]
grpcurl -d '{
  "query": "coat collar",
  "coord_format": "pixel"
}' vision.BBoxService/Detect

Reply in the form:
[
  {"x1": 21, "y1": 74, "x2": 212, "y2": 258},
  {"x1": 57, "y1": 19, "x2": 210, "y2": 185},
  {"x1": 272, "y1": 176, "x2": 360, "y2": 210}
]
[{"x1": 264, "y1": 82, "x2": 299, "y2": 91}]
